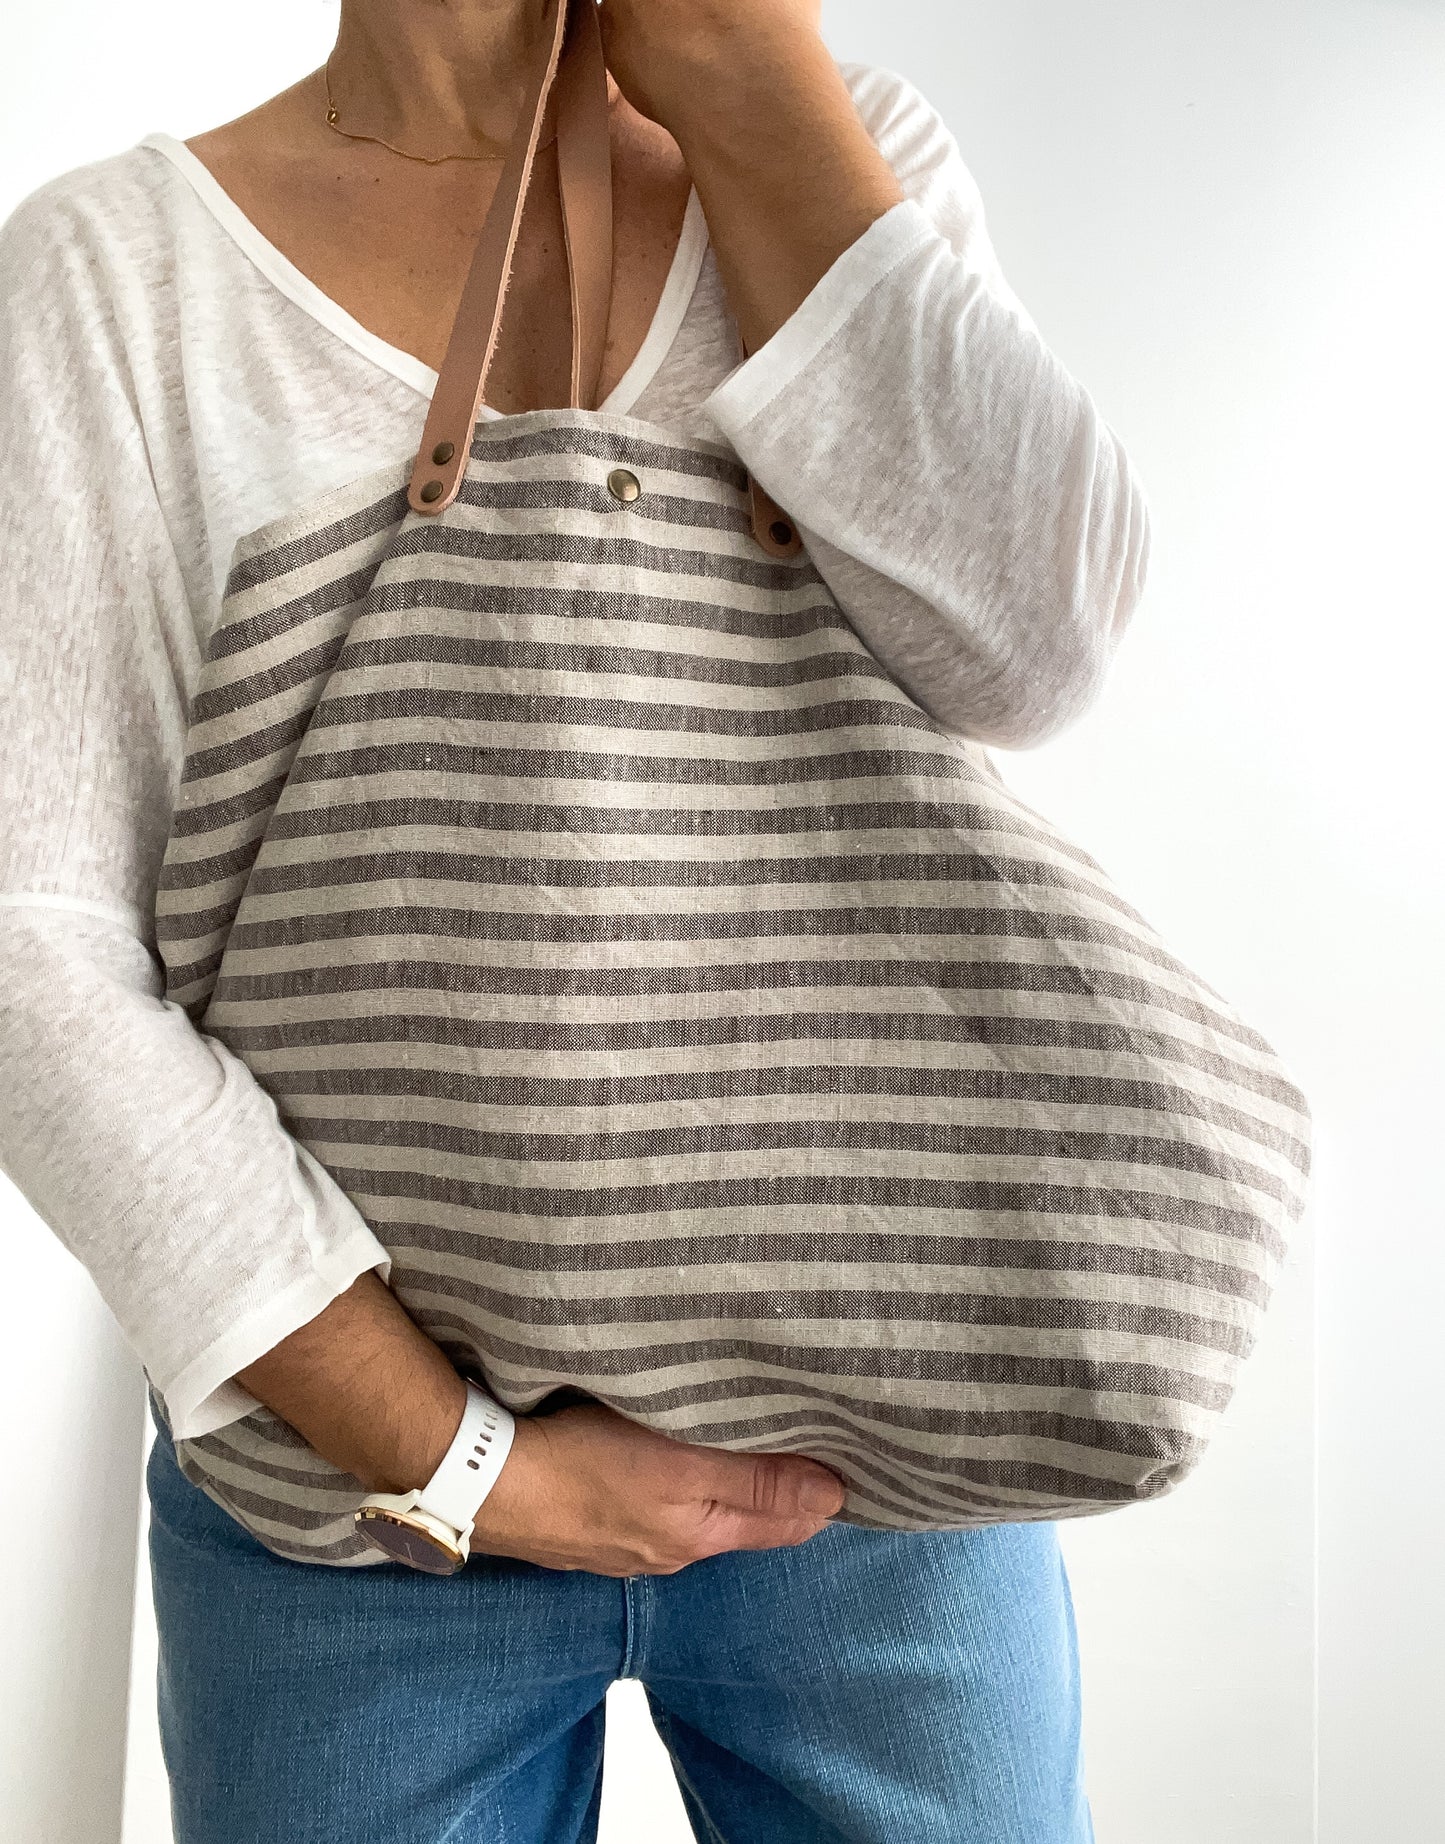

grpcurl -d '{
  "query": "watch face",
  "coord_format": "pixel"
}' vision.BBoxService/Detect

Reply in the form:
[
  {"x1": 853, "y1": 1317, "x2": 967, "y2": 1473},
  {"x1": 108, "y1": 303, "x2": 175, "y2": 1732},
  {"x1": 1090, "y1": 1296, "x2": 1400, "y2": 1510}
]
[{"x1": 355, "y1": 1507, "x2": 465, "y2": 1575}]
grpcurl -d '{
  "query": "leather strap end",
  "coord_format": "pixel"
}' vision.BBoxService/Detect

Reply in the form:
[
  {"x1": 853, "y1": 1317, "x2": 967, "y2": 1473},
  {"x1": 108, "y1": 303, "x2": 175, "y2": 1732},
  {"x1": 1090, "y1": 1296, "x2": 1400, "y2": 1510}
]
[
  {"x1": 407, "y1": 0, "x2": 575, "y2": 519},
  {"x1": 749, "y1": 474, "x2": 804, "y2": 559},
  {"x1": 734, "y1": 326, "x2": 803, "y2": 558},
  {"x1": 409, "y1": 436, "x2": 471, "y2": 518}
]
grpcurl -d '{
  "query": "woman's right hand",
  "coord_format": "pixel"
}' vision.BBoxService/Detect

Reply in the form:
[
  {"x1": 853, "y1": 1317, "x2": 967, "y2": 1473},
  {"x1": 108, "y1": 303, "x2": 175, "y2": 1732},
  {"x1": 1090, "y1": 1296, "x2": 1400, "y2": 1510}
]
[
  {"x1": 227, "y1": 1271, "x2": 843, "y2": 1574},
  {"x1": 469, "y1": 1401, "x2": 848, "y2": 1576}
]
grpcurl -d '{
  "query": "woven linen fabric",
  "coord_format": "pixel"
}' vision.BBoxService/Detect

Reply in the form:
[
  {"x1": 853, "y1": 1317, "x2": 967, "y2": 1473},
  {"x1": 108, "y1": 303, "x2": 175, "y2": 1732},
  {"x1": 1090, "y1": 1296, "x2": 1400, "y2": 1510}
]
[{"x1": 153, "y1": 408, "x2": 1312, "y2": 1566}]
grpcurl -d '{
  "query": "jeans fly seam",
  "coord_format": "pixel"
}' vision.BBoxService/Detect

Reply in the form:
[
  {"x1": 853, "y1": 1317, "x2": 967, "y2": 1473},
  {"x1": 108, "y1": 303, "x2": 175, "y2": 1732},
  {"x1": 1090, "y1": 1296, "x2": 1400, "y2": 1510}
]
[{"x1": 619, "y1": 1575, "x2": 640, "y2": 1679}]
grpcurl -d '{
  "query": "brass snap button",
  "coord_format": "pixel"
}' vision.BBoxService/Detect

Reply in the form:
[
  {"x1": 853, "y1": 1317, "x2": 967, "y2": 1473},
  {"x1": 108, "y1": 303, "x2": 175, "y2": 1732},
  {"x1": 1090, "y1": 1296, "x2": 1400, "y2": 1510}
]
[{"x1": 607, "y1": 467, "x2": 641, "y2": 503}]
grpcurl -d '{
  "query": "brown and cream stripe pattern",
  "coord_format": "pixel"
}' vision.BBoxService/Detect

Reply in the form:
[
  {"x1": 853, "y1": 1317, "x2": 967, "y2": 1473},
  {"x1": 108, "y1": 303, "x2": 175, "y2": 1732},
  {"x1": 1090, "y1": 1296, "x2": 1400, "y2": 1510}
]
[{"x1": 153, "y1": 410, "x2": 1312, "y2": 1565}]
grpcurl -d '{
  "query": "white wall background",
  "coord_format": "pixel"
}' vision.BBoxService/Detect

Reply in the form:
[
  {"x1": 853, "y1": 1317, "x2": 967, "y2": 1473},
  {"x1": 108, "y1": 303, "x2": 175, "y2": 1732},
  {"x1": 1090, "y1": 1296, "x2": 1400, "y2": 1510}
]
[{"x1": 3, "y1": 2, "x2": 1440, "y2": 1839}]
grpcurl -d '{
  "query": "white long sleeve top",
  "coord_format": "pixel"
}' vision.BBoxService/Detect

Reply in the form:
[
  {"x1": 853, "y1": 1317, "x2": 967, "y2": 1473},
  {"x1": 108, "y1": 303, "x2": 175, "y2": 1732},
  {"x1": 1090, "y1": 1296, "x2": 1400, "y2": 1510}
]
[{"x1": 0, "y1": 59, "x2": 1150, "y2": 1442}]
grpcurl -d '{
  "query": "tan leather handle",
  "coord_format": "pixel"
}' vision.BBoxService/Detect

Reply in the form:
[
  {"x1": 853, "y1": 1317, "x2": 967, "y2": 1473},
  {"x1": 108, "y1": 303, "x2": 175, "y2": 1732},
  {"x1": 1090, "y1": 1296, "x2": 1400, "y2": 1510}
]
[
  {"x1": 407, "y1": 0, "x2": 802, "y2": 558},
  {"x1": 407, "y1": 0, "x2": 590, "y2": 515}
]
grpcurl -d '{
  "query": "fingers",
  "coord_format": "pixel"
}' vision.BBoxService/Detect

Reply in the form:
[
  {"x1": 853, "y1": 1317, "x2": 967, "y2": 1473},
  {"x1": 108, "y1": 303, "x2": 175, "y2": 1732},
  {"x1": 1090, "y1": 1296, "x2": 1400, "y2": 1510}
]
[
  {"x1": 688, "y1": 1498, "x2": 833, "y2": 1562},
  {"x1": 569, "y1": 1403, "x2": 847, "y2": 1522},
  {"x1": 620, "y1": 1448, "x2": 848, "y2": 1571},
  {"x1": 512, "y1": 1405, "x2": 850, "y2": 1576},
  {"x1": 701, "y1": 1449, "x2": 847, "y2": 1521}
]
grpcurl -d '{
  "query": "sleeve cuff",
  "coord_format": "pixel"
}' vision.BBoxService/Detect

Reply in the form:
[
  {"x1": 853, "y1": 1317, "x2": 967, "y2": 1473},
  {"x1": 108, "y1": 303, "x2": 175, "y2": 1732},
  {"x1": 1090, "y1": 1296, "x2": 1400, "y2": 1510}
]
[
  {"x1": 701, "y1": 196, "x2": 938, "y2": 437},
  {"x1": 155, "y1": 1216, "x2": 392, "y2": 1441}
]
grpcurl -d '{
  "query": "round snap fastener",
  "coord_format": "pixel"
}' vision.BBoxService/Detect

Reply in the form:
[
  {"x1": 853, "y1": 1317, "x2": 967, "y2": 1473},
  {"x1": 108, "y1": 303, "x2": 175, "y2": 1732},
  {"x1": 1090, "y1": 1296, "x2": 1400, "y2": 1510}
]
[{"x1": 607, "y1": 467, "x2": 641, "y2": 503}]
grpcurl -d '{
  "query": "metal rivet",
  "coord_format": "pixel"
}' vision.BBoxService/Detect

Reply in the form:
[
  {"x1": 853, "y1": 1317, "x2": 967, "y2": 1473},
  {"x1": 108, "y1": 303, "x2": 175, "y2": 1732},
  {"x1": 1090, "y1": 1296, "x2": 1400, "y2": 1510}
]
[
  {"x1": 769, "y1": 520, "x2": 794, "y2": 546},
  {"x1": 419, "y1": 480, "x2": 444, "y2": 504},
  {"x1": 431, "y1": 441, "x2": 456, "y2": 466},
  {"x1": 607, "y1": 467, "x2": 641, "y2": 503}
]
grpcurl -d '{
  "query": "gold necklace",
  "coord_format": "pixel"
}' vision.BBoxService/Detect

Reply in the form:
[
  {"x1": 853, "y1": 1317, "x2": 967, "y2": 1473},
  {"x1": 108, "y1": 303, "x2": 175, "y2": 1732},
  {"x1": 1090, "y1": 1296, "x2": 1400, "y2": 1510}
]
[{"x1": 322, "y1": 54, "x2": 557, "y2": 166}]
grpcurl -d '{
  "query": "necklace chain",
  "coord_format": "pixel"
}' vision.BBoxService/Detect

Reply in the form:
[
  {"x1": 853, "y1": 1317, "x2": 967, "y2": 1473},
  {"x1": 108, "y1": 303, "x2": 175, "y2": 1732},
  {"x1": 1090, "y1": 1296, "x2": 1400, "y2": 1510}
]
[{"x1": 322, "y1": 53, "x2": 556, "y2": 166}]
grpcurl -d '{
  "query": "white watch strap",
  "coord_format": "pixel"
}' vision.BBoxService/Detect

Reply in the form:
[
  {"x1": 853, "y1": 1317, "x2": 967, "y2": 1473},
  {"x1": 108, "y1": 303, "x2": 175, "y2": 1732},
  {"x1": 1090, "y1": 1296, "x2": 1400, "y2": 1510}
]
[{"x1": 416, "y1": 1380, "x2": 516, "y2": 1534}]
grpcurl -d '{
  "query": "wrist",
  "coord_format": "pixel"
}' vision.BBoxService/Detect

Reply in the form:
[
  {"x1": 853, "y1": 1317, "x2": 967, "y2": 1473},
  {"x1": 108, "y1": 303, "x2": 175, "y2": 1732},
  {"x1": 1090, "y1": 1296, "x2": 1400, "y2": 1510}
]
[
  {"x1": 467, "y1": 1413, "x2": 550, "y2": 1552},
  {"x1": 355, "y1": 1380, "x2": 518, "y2": 1572}
]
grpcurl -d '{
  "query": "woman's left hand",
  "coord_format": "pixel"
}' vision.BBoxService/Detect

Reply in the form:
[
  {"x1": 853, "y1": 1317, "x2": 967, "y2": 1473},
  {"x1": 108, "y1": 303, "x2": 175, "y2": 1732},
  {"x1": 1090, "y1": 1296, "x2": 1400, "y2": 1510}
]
[{"x1": 599, "y1": 0, "x2": 825, "y2": 139}]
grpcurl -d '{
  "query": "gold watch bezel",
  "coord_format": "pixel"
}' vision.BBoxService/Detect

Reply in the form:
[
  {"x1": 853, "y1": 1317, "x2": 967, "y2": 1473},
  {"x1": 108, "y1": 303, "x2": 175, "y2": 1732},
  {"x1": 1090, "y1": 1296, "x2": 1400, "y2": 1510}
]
[{"x1": 354, "y1": 1503, "x2": 467, "y2": 1573}]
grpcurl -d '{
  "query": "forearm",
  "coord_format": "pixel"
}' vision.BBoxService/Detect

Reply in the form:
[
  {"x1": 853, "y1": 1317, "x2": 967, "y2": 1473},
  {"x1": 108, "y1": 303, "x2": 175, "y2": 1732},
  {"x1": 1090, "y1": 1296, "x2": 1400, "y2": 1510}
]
[
  {"x1": 672, "y1": 42, "x2": 902, "y2": 356},
  {"x1": 701, "y1": 214, "x2": 1151, "y2": 747},
  {"x1": 233, "y1": 1270, "x2": 467, "y2": 1495},
  {"x1": 678, "y1": 50, "x2": 1152, "y2": 748},
  {"x1": 607, "y1": 5, "x2": 903, "y2": 358}
]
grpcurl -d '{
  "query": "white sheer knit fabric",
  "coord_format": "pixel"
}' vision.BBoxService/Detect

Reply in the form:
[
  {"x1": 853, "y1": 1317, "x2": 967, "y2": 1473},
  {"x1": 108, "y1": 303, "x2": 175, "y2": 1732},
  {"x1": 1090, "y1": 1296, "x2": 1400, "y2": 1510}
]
[{"x1": 0, "y1": 60, "x2": 1149, "y2": 1440}]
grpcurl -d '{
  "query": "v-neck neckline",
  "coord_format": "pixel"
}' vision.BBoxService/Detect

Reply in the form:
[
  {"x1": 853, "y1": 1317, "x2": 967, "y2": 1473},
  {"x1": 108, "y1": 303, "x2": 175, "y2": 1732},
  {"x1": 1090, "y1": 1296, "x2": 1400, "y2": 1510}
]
[{"x1": 139, "y1": 131, "x2": 708, "y2": 417}]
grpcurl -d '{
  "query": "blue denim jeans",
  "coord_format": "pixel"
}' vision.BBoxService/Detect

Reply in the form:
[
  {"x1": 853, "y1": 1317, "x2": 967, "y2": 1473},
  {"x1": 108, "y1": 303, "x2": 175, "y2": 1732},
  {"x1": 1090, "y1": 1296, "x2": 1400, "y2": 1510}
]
[{"x1": 145, "y1": 1403, "x2": 1093, "y2": 1843}]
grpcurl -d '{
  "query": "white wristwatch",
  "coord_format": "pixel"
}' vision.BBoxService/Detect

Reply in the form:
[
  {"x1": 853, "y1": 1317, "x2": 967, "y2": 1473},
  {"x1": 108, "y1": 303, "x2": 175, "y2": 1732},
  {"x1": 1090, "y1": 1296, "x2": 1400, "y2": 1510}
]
[{"x1": 353, "y1": 1380, "x2": 516, "y2": 1575}]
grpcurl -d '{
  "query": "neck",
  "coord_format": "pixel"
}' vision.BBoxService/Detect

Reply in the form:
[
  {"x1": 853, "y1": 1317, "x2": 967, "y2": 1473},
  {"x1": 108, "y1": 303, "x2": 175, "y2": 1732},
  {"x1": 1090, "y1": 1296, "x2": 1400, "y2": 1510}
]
[{"x1": 331, "y1": 0, "x2": 573, "y2": 158}]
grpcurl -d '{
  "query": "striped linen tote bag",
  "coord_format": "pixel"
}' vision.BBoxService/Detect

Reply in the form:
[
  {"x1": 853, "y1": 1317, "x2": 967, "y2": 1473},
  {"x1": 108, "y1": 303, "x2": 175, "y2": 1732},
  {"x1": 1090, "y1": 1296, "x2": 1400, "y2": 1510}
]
[{"x1": 153, "y1": 0, "x2": 1312, "y2": 1565}]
